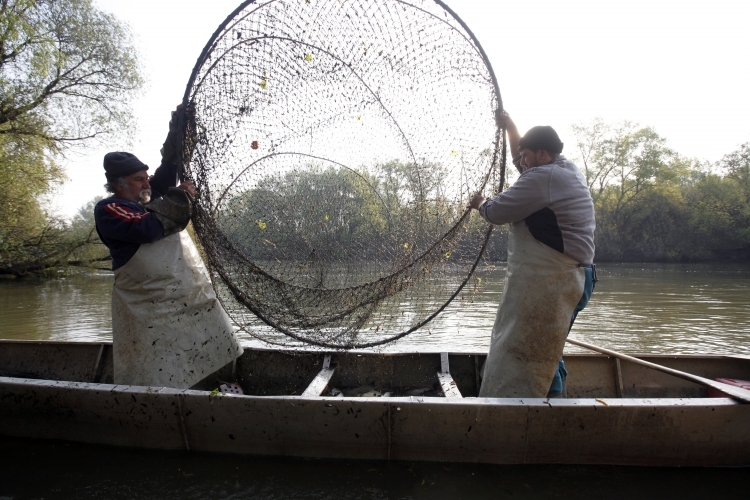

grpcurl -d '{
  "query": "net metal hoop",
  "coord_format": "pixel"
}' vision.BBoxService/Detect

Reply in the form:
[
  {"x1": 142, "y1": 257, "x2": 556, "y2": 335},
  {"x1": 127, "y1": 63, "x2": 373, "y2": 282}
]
[{"x1": 178, "y1": 0, "x2": 506, "y2": 349}]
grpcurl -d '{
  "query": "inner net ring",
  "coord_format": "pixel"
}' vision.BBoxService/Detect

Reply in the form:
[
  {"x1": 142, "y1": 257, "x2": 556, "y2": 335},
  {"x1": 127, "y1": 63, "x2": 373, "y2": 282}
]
[{"x1": 179, "y1": 0, "x2": 505, "y2": 349}]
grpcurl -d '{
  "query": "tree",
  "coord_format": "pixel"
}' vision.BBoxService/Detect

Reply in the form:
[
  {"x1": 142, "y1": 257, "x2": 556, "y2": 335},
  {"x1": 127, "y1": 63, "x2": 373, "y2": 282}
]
[
  {"x1": 0, "y1": 0, "x2": 143, "y2": 146},
  {"x1": 571, "y1": 117, "x2": 612, "y2": 200},
  {"x1": 0, "y1": 129, "x2": 68, "y2": 273},
  {"x1": 212, "y1": 159, "x2": 478, "y2": 267},
  {"x1": 683, "y1": 174, "x2": 750, "y2": 259},
  {"x1": 718, "y1": 142, "x2": 750, "y2": 202},
  {"x1": 219, "y1": 165, "x2": 393, "y2": 264},
  {"x1": 64, "y1": 196, "x2": 110, "y2": 266},
  {"x1": 571, "y1": 120, "x2": 686, "y2": 259},
  {"x1": 0, "y1": 0, "x2": 143, "y2": 275},
  {"x1": 572, "y1": 119, "x2": 684, "y2": 208}
]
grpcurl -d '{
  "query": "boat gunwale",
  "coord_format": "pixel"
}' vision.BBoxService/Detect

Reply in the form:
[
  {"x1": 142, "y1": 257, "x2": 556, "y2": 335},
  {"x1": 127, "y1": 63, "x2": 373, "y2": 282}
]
[{"x1": 0, "y1": 375, "x2": 743, "y2": 407}]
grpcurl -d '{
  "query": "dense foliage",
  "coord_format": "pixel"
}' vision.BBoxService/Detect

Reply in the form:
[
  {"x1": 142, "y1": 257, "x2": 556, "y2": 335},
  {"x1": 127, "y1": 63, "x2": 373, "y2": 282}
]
[
  {"x1": 217, "y1": 160, "x2": 475, "y2": 263},
  {"x1": 215, "y1": 123, "x2": 750, "y2": 265},
  {"x1": 0, "y1": 0, "x2": 142, "y2": 275},
  {"x1": 6, "y1": 122, "x2": 749, "y2": 275},
  {"x1": 572, "y1": 120, "x2": 750, "y2": 261}
]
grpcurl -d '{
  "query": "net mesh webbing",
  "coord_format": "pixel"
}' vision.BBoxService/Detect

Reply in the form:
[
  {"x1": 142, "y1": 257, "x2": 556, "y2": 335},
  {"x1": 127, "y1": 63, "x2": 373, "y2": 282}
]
[{"x1": 179, "y1": 0, "x2": 505, "y2": 349}]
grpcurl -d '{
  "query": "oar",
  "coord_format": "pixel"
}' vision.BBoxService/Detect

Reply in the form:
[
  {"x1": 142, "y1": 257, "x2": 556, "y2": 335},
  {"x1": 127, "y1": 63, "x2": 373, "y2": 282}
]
[{"x1": 565, "y1": 338, "x2": 750, "y2": 404}]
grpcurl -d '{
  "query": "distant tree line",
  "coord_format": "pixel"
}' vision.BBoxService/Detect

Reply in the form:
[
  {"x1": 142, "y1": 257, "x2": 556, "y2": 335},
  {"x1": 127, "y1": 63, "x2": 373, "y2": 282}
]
[
  {"x1": 213, "y1": 122, "x2": 750, "y2": 266},
  {"x1": 215, "y1": 160, "x2": 474, "y2": 264},
  {"x1": 571, "y1": 119, "x2": 750, "y2": 262},
  {"x1": 5, "y1": 125, "x2": 750, "y2": 276}
]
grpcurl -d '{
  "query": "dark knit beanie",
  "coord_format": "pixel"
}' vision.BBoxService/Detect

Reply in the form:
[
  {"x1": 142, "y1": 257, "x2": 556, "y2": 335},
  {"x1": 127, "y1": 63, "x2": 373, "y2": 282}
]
[
  {"x1": 103, "y1": 152, "x2": 149, "y2": 181},
  {"x1": 518, "y1": 126, "x2": 564, "y2": 154}
]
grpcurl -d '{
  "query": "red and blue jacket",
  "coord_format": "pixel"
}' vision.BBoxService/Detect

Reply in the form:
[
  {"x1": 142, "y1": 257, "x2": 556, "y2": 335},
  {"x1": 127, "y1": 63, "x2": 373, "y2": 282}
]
[{"x1": 95, "y1": 161, "x2": 179, "y2": 270}]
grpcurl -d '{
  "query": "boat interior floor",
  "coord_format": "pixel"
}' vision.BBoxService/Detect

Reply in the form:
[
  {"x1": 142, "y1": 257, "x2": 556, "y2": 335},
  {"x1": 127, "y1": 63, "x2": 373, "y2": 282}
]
[{"x1": 1, "y1": 341, "x2": 749, "y2": 400}]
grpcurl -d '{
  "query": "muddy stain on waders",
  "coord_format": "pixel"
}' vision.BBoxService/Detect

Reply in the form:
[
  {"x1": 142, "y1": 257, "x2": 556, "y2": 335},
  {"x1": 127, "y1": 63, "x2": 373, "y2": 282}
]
[
  {"x1": 112, "y1": 232, "x2": 243, "y2": 389},
  {"x1": 479, "y1": 221, "x2": 584, "y2": 398}
]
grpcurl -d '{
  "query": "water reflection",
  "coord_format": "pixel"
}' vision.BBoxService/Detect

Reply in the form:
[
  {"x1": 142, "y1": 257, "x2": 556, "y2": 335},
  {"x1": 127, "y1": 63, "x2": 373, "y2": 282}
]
[
  {"x1": 1, "y1": 263, "x2": 750, "y2": 354},
  {"x1": 567, "y1": 263, "x2": 750, "y2": 354},
  {"x1": 381, "y1": 262, "x2": 750, "y2": 354},
  {"x1": 0, "y1": 271, "x2": 113, "y2": 342}
]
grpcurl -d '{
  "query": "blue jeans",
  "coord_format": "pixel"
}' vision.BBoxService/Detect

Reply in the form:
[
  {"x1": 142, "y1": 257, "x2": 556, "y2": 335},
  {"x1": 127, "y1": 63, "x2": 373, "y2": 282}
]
[{"x1": 548, "y1": 265, "x2": 597, "y2": 397}]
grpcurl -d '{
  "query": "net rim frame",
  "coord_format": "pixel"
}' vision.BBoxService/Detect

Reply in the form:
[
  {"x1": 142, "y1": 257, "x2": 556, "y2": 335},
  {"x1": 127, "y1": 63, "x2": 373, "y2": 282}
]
[{"x1": 176, "y1": 0, "x2": 509, "y2": 349}]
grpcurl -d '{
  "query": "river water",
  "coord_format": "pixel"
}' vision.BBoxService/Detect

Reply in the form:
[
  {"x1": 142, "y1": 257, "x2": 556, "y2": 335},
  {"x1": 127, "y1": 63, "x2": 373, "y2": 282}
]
[
  {"x1": 1, "y1": 263, "x2": 749, "y2": 498},
  {"x1": 3, "y1": 263, "x2": 750, "y2": 354}
]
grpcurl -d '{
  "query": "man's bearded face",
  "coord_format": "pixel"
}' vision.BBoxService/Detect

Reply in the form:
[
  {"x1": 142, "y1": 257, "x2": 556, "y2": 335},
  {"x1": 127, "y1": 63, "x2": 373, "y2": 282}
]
[
  {"x1": 138, "y1": 189, "x2": 152, "y2": 204},
  {"x1": 115, "y1": 171, "x2": 152, "y2": 204}
]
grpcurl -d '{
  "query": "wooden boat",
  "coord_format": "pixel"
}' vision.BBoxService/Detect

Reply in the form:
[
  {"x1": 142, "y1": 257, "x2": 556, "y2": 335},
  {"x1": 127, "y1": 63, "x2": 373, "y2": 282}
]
[{"x1": 1, "y1": 339, "x2": 749, "y2": 466}]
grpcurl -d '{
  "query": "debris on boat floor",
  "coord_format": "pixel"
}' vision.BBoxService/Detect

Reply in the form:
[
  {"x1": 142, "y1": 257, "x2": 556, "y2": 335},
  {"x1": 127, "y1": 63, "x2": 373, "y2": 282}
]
[
  {"x1": 405, "y1": 387, "x2": 440, "y2": 397},
  {"x1": 219, "y1": 382, "x2": 244, "y2": 395},
  {"x1": 330, "y1": 387, "x2": 344, "y2": 397},
  {"x1": 326, "y1": 386, "x2": 443, "y2": 397}
]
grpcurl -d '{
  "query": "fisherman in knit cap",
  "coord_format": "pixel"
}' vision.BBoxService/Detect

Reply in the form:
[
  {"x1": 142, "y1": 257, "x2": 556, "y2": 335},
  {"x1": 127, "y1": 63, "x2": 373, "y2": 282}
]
[
  {"x1": 95, "y1": 105, "x2": 243, "y2": 390},
  {"x1": 468, "y1": 111, "x2": 597, "y2": 398}
]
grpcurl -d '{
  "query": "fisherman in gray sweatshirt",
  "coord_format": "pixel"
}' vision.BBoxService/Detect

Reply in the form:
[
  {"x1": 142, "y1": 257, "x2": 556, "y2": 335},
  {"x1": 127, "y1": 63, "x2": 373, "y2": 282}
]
[{"x1": 468, "y1": 111, "x2": 596, "y2": 398}]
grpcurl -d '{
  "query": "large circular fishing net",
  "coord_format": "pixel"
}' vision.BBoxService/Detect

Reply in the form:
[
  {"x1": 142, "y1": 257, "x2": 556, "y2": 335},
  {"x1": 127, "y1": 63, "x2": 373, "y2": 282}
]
[{"x1": 179, "y1": 0, "x2": 505, "y2": 349}]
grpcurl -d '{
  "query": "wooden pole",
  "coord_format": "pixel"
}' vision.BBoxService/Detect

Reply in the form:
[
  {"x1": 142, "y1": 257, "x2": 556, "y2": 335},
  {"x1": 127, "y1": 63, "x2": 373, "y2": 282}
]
[{"x1": 566, "y1": 337, "x2": 750, "y2": 404}]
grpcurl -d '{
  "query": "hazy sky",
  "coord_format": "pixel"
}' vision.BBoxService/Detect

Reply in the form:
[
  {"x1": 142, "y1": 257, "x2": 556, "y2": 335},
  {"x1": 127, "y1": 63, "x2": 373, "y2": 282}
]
[{"x1": 54, "y1": 0, "x2": 750, "y2": 217}]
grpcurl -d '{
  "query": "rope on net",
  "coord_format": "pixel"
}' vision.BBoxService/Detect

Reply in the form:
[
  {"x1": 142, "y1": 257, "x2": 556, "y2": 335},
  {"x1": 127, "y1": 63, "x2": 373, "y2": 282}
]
[{"x1": 177, "y1": 0, "x2": 506, "y2": 349}]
